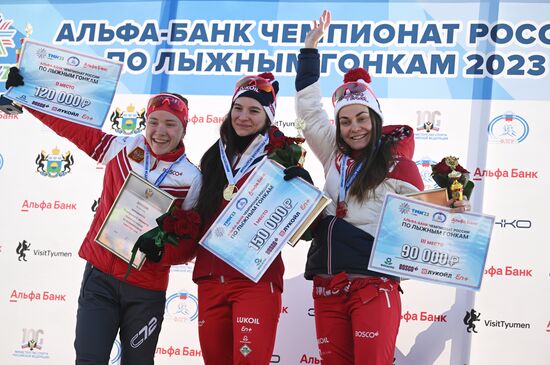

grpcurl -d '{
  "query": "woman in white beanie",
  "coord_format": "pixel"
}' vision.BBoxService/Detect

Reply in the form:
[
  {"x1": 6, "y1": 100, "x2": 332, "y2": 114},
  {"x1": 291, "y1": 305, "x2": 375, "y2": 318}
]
[{"x1": 295, "y1": 11, "x2": 469, "y2": 365}]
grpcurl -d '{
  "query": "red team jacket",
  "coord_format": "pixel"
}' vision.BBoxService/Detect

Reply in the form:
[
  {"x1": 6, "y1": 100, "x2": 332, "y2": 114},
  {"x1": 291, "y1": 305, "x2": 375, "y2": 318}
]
[
  {"x1": 191, "y1": 133, "x2": 285, "y2": 291},
  {"x1": 28, "y1": 108, "x2": 202, "y2": 291}
]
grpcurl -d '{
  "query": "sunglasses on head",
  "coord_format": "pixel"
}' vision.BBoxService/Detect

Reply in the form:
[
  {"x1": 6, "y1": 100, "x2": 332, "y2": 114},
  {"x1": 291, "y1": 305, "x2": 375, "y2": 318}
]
[
  {"x1": 147, "y1": 94, "x2": 188, "y2": 113},
  {"x1": 234, "y1": 76, "x2": 273, "y2": 92},
  {"x1": 234, "y1": 75, "x2": 276, "y2": 102},
  {"x1": 331, "y1": 82, "x2": 373, "y2": 106}
]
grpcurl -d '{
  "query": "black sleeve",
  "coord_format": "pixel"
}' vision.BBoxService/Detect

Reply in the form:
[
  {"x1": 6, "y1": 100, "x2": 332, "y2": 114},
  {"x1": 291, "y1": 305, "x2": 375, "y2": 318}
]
[{"x1": 295, "y1": 48, "x2": 320, "y2": 92}]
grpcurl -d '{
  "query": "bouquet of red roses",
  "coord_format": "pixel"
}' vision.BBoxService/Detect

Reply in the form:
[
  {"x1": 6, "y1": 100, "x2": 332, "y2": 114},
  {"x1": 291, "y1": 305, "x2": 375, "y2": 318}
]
[
  {"x1": 265, "y1": 126, "x2": 306, "y2": 168},
  {"x1": 265, "y1": 125, "x2": 313, "y2": 241},
  {"x1": 431, "y1": 156, "x2": 474, "y2": 200}
]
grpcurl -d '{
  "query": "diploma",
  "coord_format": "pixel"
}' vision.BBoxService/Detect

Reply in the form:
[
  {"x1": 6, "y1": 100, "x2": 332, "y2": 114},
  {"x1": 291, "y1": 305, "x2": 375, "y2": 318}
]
[
  {"x1": 5, "y1": 39, "x2": 122, "y2": 129},
  {"x1": 95, "y1": 172, "x2": 176, "y2": 269},
  {"x1": 199, "y1": 159, "x2": 330, "y2": 282},
  {"x1": 368, "y1": 193, "x2": 494, "y2": 291}
]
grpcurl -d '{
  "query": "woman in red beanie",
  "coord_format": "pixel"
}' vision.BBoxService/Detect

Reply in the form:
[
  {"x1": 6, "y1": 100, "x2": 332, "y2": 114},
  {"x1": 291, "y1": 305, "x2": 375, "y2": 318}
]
[{"x1": 5, "y1": 67, "x2": 202, "y2": 365}]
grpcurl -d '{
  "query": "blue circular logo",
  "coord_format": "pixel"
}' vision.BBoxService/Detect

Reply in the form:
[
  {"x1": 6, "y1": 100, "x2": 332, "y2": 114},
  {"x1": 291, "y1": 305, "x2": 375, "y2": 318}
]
[
  {"x1": 165, "y1": 291, "x2": 199, "y2": 322},
  {"x1": 0, "y1": 153, "x2": 4, "y2": 170},
  {"x1": 433, "y1": 212, "x2": 447, "y2": 223},
  {"x1": 415, "y1": 158, "x2": 438, "y2": 189},
  {"x1": 67, "y1": 56, "x2": 80, "y2": 67},
  {"x1": 488, "y1": 113, "x2": 529, "y2": 143},
  {"x1": 236, "y1": 197, "x2": 248, "y2": 210}
]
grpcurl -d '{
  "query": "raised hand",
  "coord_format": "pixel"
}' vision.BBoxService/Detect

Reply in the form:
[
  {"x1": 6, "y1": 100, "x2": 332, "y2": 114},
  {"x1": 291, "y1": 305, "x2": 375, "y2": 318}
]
[
  {"x1": 305, "y1": 10, "x2": 331, "y2": 49},
  {"x1": 5, "y1": 67, "x2": 24, "y2": 89}
]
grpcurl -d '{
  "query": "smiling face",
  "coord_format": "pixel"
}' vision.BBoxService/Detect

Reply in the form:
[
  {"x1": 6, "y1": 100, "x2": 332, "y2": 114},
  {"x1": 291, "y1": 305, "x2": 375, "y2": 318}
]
[
  {"x1": 230, "y1": 97, "x2": 268, "y2": 137},
  {"x1": 145, "y1": 110, "x2": 185, "y2": 155},
  {"x1": 337, "y1": 104, "x2": 373, "y2": 152}
]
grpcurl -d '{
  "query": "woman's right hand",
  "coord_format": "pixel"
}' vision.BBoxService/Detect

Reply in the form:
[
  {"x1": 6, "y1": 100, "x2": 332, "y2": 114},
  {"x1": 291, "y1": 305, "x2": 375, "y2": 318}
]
[
  {"x1": 5, "y1": 67, "x2": 24, "y2": 89},
  {"x1": 304, "y1": 10, "x2": 331, "y2": 49}
]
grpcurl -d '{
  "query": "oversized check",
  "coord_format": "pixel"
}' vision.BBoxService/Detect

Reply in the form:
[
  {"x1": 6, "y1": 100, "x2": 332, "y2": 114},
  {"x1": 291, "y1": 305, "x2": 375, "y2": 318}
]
[
  {"x1": 368, "y1": 194, "x2": 494, "y2": 291},
  {"x1": 199, "y1": 159, "x2": 330, "y2": 282},
  {"x1": 95, "y1": 172, "x2": 176, "y2": 270},
  {"x1": 5, "y1": 39, "x2": 122, "y2": 129}
]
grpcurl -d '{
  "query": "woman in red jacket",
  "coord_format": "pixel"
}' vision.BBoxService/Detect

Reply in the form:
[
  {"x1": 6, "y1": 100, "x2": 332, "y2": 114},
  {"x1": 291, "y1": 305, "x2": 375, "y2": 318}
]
[
  {"x1": 5, "y1": 67, "x2": 202, "y2": 365},
  {"x1": 192, "y1": 72, "x2": 306, "y2": 365}
]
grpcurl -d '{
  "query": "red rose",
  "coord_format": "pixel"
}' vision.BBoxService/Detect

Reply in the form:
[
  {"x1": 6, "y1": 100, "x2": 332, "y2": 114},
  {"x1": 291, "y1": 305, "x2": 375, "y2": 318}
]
[
  {"x1": 432, "y1": 157, "x2": 470, "y2": 175},
  {"x1": 172, "y1": 210, "x2": 201, "y2": 239},
  {"x1": 432, "y1": 160, "x2": 452, "y2": 174},
  {"x1": 286, "y1": 136, "x2": 305, "y2": 145},
  {"x1": 265, "y1": 125, "x2": 306, "y2": 167},
  {"x1": 266, "y1": 126, "x2": 287, "y2": 151},
  {"x1": 161, "y1": 215, "x2": 175, "y2": 232},
  {"x1": 456, "y1": 164, "x2": 469, "y2": 174}
]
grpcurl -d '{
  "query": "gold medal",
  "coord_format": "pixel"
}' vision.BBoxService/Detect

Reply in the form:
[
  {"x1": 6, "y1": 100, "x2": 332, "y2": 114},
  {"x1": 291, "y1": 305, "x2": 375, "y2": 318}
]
[{"x1": 223, "y1": 184, "x2": 237, "y2": 201}]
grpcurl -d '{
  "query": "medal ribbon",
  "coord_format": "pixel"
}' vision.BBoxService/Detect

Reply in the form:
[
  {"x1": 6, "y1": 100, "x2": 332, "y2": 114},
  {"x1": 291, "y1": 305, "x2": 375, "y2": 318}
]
[
  {"x1": 218, "y1": 134, "x2": 269, "y2": 188},
  {"x1": 338, "y1": 154, "x2": 364, "y2": 204},
  {"x1": 144, "y1": 146, "x2": 186, "y2": 187}
]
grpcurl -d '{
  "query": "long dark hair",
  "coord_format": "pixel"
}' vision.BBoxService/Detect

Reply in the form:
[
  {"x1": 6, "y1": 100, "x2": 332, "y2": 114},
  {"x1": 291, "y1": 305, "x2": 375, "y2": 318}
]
[
  {"x1": 194, "y1": 107, "x2": 271, "y2": 223},
  {"x1": 335, "y1": 109, "x2": 395, "y2": 202}
]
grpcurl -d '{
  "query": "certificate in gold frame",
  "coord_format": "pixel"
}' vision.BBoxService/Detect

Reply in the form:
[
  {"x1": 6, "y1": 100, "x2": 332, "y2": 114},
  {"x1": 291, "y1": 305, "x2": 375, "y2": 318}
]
[{"x1": 95, "y1": 172, "x2": 175, "y2": 269}]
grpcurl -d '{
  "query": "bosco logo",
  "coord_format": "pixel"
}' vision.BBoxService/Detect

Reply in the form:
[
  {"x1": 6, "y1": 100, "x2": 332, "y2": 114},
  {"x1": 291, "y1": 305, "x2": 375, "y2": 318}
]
[
  {"x1": 165, "y1": 291, "x2": 198, "y2": 322},
  {"x1": 488, "y1": 112, "x2": 529, "y2": 144},
  {"x1": 35, "y1": 147, "x2": 74, "y2": 177},
  {"x1": 110, "y1": 104, "x2": 146, "y2": 135}
]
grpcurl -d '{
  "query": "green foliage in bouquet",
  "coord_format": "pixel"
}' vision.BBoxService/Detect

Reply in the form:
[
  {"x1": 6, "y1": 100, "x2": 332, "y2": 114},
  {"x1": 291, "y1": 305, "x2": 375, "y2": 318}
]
[{"x1": 265, "y1": 126, "x2": 305, "y2": 168}]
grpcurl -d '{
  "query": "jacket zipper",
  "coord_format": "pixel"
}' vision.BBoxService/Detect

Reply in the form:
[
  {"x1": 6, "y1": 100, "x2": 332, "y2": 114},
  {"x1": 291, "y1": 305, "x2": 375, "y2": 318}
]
[{"x1": 327, "y1": 216, "x2": 337, "y2": 275}]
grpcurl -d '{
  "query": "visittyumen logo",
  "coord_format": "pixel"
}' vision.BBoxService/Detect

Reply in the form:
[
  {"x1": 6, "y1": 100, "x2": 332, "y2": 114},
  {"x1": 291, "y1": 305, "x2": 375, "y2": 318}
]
[
  {"x1": 16, "y1": 240, "x2": 31, "y2": 261},
  {"x1": 464, "y1": 309, "x2": 481, "y2": 333}
]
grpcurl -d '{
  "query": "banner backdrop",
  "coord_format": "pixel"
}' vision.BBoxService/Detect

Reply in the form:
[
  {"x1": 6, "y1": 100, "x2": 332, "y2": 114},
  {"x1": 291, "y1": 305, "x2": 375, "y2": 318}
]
[{"x1": 1, "y1": 1, "x2": 549, "y2": 364}]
